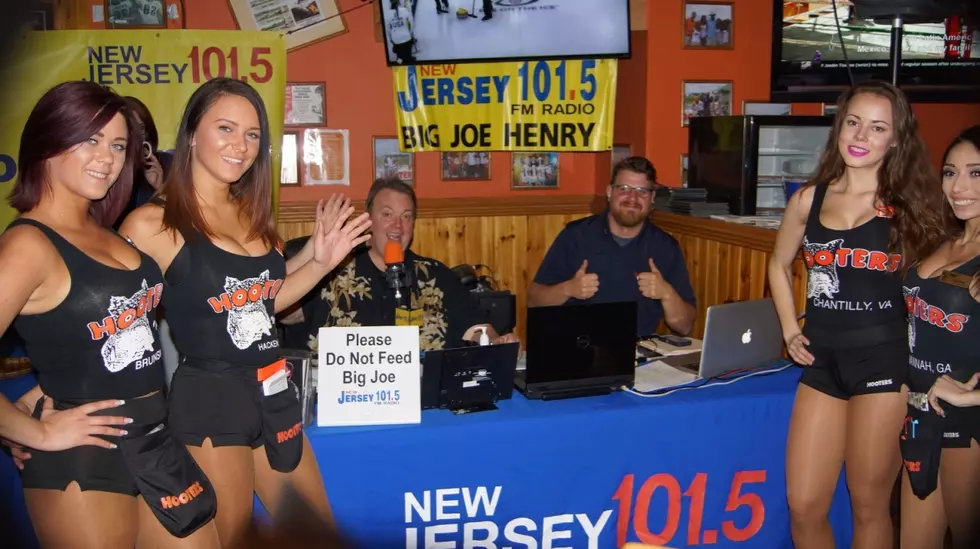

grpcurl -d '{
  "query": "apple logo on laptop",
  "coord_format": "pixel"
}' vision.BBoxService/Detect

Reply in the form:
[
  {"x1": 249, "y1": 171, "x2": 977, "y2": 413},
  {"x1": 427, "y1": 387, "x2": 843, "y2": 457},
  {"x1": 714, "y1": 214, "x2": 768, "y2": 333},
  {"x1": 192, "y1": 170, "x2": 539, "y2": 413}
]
[{"x1": 741, "y1": 329, "x2": 752, "y2": 344}]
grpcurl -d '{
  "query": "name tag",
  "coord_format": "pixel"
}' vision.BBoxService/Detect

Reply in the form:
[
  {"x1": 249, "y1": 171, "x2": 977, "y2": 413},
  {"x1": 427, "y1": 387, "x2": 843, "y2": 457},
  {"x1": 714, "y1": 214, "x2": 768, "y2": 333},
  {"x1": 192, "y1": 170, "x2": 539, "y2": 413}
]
[
  {"x1": 940, "y1": 270, "x2": 972, "y2": 289},
  {"x1": 394, "y1": 307, "x2": 424, "y2": 327}
]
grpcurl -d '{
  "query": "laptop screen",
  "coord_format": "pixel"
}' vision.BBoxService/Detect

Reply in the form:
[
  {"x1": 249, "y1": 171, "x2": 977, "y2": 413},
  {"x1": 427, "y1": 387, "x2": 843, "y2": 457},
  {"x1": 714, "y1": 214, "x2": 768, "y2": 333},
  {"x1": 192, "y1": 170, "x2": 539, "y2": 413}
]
[{"x1": 525, "y1": 302, "x2": 637, "y2": 385}]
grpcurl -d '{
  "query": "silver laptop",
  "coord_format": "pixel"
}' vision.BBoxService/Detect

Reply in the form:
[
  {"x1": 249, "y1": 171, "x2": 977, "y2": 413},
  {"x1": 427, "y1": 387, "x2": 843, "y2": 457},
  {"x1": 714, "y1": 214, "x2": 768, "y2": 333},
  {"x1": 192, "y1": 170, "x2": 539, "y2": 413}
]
[{"x1": 667, "y1": 298, "x2": 784, "y2": 379}]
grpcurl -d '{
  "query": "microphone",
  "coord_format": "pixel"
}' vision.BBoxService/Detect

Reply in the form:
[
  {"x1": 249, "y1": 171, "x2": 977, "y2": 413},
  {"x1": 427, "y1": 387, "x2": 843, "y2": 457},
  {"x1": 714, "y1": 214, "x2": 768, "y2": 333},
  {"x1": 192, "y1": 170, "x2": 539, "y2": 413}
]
[{"x1": 384, "y1": 240, "x2": 412, "y2": 309}]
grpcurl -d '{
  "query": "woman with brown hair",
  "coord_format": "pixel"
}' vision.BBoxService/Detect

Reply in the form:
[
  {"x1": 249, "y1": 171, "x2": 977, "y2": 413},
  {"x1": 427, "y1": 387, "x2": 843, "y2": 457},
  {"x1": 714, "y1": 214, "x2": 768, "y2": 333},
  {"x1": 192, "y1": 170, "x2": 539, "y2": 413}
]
[
  {"x1": 767, "y1": 80, "x2": 946, "y2": 548},
  {"x1": 121, "y1": 77, "x2": 370, "y2": 547},
  {"x1": 900, "y1": 125, "x2": 980, "y2": 549},
  {"x1": 2, "y1": 80, "x2": 220, "y2": 548}
]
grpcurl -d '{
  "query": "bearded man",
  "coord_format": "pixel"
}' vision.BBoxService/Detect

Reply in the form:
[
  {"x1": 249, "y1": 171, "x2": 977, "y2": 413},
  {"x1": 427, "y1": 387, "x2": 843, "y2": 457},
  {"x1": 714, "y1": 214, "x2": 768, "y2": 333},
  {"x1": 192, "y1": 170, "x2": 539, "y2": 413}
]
[{"x1": 527, "y1": 156, "x2": 696, "y2": 336}]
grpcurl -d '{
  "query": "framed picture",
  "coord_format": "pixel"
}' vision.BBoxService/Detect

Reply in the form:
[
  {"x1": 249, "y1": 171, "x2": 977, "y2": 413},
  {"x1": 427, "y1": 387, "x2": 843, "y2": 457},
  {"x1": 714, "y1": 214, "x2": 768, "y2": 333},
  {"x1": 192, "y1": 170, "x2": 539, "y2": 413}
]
[
  {"x1": 28, "y1": 1, "x2": 56, "y2": 30},
  {"x1": 227, "y1": 0, "x2": 346, "y2": 52},
  {"x1": 742, "y1": 101, "x2": 792, "y2": 116},
  {"x1": 822, "y1": 103, "x2": 840, "y2": 117},
  {"x1": 683, "y1": 2, "x2": 733, "y2": 49},
  {"x1": 373, "y1": 137, "x2": 414, "y2": 186},
  {"x1": 106, "y1": 0, "x2": 166, "y2": 27},
  {"x1": 301, "y1": 128, "x2": 349, "y2": 186},
  {"x1": 285, "y1": 82, "x2": 326, "y2": 126},
  {"x1": 440, "y1": 152, "x2": 491, "y2": 181},
  {"x1": 612, "y1": 144, "x2": 631, "y2": 168},
  {"x1": 280, "y1": 131, "x2": 300, "y2": 186},
  {"x1": 512, "y1": 152, "x2": 559, "y2": 190},
  {"x1": 682, "y1": 81, "x2": 733, "y2": 126},
  {"x1": 680, "y1": 155, "x2": 689, "y2": 188}
]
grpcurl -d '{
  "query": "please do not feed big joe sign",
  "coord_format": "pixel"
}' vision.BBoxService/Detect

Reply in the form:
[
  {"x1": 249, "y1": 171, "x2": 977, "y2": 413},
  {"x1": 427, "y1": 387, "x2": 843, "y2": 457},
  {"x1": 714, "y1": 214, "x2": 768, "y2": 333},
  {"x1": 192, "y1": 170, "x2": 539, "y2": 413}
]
[{"x1": 317, "y1": 326, "x2": 422, "y2": 427}]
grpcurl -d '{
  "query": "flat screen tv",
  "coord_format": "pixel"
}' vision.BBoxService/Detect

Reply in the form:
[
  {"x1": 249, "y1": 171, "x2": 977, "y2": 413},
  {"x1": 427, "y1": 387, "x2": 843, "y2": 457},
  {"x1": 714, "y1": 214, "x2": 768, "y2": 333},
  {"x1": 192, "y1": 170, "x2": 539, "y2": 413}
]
[
  {"x1": 378, "y1": 0, "x2": 631, "y2": 67},
  {"x1": 770, "y1": 0, "x2": 980, "y2": 102}
]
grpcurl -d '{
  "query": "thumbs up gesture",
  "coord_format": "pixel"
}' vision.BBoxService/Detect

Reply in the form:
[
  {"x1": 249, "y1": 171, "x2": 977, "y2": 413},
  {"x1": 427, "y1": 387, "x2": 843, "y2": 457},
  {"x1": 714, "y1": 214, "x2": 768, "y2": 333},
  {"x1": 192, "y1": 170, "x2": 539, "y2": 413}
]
[
  {"x1": 564, "y1": 260, "x2": 600, "y2": 300},
  {"x1": 637, "y1": 258, "x2": 672, "y2": 300}
]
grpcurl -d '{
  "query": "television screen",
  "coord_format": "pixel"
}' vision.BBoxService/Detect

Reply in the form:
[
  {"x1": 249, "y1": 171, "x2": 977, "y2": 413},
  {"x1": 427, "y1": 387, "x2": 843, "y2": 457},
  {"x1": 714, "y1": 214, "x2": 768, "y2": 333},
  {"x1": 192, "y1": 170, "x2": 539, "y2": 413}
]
[
  {"x1": 379, "y1": 0, "x2": 631, "y2": 67},
  {"x1": 771, "y1": 1, "x2": 980, "y2": 101}
]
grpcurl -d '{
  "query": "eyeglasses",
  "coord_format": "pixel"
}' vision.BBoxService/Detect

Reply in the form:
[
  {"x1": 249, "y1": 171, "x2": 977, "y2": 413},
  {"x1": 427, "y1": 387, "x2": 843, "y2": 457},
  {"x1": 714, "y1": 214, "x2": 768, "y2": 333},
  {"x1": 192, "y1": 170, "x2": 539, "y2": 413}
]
[{"x1": 611, "y1": 184, "x2": 655, "y2": 198}]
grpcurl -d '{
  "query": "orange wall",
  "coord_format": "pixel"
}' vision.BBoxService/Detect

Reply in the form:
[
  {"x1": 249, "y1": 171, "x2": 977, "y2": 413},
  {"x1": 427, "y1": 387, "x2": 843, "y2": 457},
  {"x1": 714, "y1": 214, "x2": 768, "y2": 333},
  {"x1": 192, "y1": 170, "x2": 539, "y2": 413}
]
[{"x1": 643, "y1": 0, "x2": 980, "y2": 183}]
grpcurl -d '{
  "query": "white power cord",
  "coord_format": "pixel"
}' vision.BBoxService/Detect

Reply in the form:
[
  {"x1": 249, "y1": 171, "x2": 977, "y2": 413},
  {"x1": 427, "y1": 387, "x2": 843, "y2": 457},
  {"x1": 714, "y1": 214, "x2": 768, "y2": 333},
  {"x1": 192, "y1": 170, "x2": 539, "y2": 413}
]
[{"x1": 623, "y1": 362, "x2": 796, "y2": 398}]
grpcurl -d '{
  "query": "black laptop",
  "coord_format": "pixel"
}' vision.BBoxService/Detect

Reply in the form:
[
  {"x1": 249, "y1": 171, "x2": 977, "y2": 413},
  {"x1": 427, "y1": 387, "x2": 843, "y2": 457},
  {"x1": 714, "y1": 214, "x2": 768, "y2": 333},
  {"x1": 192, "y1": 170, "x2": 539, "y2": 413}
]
[
  {"x1": 421, "y1": 342, "x2": 520, "y2": 412},
  {"x1": 517, "y1": 301, "x2": 637, "y2": 400}
]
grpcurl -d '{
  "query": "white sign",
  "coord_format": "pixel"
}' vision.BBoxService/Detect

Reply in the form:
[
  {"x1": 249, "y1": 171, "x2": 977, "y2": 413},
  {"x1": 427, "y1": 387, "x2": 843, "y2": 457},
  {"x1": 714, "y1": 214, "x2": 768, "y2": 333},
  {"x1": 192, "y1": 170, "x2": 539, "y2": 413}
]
[{"x1": 317, "y1": 326, "x2": 421, "y2": 427}]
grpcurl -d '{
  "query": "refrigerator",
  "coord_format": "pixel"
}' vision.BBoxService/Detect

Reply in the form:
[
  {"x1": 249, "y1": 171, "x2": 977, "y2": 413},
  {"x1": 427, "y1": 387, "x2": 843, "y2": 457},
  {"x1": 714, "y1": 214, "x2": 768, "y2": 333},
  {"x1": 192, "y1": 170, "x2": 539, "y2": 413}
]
[{"x1": 687, "y1": 115, "x2": 832, "y2": 216}]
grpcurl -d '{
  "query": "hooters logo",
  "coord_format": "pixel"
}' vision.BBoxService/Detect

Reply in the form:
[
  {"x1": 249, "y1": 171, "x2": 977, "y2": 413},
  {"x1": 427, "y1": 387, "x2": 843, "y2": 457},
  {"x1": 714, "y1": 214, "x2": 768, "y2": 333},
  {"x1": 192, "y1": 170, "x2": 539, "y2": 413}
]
[
  {"x1": 904, "y1": 285, "x2": 969, "y2": 351},
  {"x1": 803, "y1": 237, "x2": 901, "y2": 300},
  {"x1": 207, "y1": 270, "x2": 284, "y2": 350},
  {"x1": 86, "y1": 280, "x2": 164, "y2": 373}
]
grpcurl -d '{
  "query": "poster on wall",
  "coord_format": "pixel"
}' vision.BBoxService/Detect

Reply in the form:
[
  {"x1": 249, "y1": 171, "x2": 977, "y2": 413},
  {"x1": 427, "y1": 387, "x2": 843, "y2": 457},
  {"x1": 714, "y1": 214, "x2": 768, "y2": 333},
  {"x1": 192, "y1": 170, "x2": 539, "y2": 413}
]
[
  {"x1": 303, "y1": 128, "x2": 350, "y2": 186},
  {"x1": 227, "y1": 0, "x2": 346, "y2": 51},
  {"x1": 390, "y1": 59, "x2": 618, "y2": 152},
  {"x1": 285, "y1": 82, "x2": 326, "y2": 126},
  {"x1": 373, "y1": 137, "x2": 414, "y2": 186},
  {"x1": 0, "y1": 30, "x2": 287, "y2": 230}
]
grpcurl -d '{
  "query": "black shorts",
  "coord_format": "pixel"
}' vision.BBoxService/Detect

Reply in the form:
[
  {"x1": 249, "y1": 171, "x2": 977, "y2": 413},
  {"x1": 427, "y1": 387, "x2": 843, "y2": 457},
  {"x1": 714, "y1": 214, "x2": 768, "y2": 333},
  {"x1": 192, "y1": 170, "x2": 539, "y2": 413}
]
[
  {"x1": 21, "y1": 392, "x2": 216, "y2": 538},
  {"x1": 799, "y1": 338, "x2": 908, "y2": 400},
  {"x1": 168, "y1": 360, "x2": 304, "y2": 473}
]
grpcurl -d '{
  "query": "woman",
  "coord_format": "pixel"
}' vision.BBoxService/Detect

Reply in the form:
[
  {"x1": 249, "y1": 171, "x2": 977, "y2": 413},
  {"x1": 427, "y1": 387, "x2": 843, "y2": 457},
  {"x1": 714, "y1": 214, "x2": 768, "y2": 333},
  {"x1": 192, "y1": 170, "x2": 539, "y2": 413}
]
[
  {"x1": 2, "y1": 81, "x2": 220, "y2": 547},
  {"x1": 900, "y1": 125, "x2": 980, "y2": 549},
  {"x1": 121, "y1": 77, "x2": 371, "y2": 547},
  {"x1": 767, "y1": 80, "x2": 946, "y2": 549},
  {"x1": 121, "y1": 96, "x2": 172, "y2": 215}
]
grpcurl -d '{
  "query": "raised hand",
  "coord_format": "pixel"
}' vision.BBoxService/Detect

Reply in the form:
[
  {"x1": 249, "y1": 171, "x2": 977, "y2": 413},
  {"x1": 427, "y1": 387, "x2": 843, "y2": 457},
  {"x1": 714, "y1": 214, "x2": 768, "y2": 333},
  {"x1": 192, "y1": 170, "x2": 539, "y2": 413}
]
[
  {"x1": 564, "y1": 260, "x2": 599, "y2": 300},
  {"x1": 313, "y1": 202, "x2": 372, "y2": 272},
  {"x1": 637, "y1": 258, "x2": 673, "y2": 300}
]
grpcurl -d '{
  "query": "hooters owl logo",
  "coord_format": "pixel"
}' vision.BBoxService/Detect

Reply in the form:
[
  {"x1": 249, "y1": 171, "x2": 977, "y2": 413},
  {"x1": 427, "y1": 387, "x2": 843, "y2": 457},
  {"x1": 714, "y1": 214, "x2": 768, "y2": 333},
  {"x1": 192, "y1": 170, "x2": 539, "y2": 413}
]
[
  {"x1": 87, "y1": 280, "x2": 163, "y2": 372},
  {"x1": 803, "y1": 237, "x2": 845, "y2": 299},
  {"x1": 206, "y1": 270, "x2": 283, "y2": 350}
]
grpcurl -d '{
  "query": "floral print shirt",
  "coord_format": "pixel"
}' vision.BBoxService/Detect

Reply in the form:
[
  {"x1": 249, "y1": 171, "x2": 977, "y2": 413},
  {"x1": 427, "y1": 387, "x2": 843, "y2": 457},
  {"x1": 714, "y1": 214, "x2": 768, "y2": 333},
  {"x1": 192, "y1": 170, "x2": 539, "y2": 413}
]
[{"x1": 304, "y1": 248, "x2": 487, "y2": 358}]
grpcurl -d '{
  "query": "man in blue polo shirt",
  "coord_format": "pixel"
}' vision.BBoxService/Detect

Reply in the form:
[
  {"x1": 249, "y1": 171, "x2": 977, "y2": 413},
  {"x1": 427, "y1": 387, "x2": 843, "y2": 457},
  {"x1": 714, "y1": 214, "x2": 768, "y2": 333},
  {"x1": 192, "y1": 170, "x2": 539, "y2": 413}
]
[{"x1": 528, "y1": 156, "x2": 696, "y2": 336}]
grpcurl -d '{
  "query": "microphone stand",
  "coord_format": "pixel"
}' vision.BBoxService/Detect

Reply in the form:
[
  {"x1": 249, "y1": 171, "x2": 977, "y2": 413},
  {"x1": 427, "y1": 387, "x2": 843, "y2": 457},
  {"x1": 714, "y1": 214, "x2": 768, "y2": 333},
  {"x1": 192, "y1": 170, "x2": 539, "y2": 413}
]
[{"x1": 889, "y1": 14, "x2": 904, "y2": 86}]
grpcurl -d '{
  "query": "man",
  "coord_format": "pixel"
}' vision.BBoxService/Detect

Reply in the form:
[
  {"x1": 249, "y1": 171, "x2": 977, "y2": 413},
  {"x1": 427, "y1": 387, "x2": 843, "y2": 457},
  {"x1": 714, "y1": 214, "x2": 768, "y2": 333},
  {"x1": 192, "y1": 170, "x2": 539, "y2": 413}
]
[
  {"x1": 527, "y1": 156, "x2": 696, "y2": 337},
  {"x1": 283, "y1": 178, "x2": 517, "y2": 357},
  {"x1": 387, "y1": 1, "x2": 416, "y2": 64}
]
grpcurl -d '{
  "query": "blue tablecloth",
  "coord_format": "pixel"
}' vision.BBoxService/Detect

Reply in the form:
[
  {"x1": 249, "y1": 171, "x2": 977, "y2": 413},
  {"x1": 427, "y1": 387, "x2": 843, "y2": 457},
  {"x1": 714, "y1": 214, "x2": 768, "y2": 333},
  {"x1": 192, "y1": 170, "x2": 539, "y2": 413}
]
[{"x1": 2, "y1": 366, "x2": 854, "y2": 548}]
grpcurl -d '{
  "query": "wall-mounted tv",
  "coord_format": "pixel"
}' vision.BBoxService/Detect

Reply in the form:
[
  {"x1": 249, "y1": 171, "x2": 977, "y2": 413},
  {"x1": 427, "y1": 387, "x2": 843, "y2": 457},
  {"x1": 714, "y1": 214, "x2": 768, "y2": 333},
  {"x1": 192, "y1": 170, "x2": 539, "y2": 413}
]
[
  {"x1": 770, "y1": 0, "x2": 980, "y2": 102},
  {"x1": 379, "y1": 0, "x2": 631, "y2": 67}
]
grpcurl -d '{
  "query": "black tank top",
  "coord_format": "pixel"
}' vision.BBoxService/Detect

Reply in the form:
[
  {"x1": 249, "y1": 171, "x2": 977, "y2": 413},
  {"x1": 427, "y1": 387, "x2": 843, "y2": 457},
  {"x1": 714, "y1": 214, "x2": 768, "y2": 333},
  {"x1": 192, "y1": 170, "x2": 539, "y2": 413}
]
[
  {"x1": 904, "y1": 256, "x2": 980, "y2": 392},
  {"x1": 801, "y1": 184, "x2": 905, "y2": 334},
  {"x1": 9, "y1": 219, "x2": 166, "y2": 400},
  {"x1": 163, "y1": 230, "x2": 286, "y2": 368}
]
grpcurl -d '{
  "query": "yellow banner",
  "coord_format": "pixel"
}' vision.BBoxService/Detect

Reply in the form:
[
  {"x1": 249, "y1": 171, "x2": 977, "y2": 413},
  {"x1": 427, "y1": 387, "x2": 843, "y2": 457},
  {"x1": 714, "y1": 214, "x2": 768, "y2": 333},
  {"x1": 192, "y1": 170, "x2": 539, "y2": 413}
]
[
  {"x1": 391, "y1": 59, "x2": 617, "y2": 152},
  {"x1": 0, "y1": 30, "x2": 286, "y2": 230}
]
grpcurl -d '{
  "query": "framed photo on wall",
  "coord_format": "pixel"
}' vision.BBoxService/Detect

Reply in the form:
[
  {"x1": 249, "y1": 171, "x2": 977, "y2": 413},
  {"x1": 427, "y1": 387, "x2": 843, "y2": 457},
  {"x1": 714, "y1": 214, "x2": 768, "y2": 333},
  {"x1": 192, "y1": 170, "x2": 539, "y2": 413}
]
[
  {"x1": 612, "y1": 144, "x2": 631, "y2": 168},
  {"x1": 227, "y1": 0, "x2": 346, "y2": 52},
  {"x1": 683, "y1": 2, "x2": 733, "y2": 49},
  {"x1": 373, "y1": 137, "x2": 414, "y2": 186},
  {"x1": 285, "y1": 82, "x2": 326, "y2": 126},
  {"x1": 742, "y1": 101, "x2": 792, "y2": 116},
  {"x1": 682, "y1": 81, "x2": 733, "y2": 126},
  {"x1": 105, "y1": 0, "x2": 166, "y2": 27},
  {"x1": 440, "y1": 152, "x2": 491, "y2": 181},
  {"x1": 280, "y1": 131, "x2": 300, "y2": 186},
  {"x1": 822, "y1": 103, "x2": 840, "y2": 116},
  {"x1": 301, "y1": 128, "x2": 349, "y2": 186},
  {"x1": 512, "y1": 152, "x2": 559, "y2": 190}
]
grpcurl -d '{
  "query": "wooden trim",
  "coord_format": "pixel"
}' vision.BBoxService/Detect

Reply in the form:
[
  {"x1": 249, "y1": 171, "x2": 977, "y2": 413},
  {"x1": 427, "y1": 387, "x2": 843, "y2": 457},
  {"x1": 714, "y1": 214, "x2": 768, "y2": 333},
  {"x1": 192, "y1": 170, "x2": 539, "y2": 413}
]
[
  {"x1": 277, "y1": 194, "x2": 598, "y2": 223},
  {"x1": 652, "y1": 211, "x2": 778, "y2": 252}
]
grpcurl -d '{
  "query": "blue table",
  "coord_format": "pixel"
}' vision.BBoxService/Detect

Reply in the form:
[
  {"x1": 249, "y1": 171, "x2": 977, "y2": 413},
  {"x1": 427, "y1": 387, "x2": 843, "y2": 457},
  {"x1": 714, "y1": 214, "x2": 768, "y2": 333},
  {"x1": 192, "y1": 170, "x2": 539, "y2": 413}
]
[{"x1": 2, "y1": 366, "x2": 854, "y2": 548}]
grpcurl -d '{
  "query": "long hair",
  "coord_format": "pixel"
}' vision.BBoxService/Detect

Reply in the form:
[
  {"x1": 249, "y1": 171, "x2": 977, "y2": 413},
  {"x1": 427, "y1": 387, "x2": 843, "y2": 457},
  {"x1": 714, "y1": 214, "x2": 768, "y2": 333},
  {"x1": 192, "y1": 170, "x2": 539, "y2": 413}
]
[
  {"x1": 124, "y1": 95, "x2": 158, "y2": 151},
  {"x1": 938, "y1": 125, "x2": 980, "y2": 297},
  {"x1": 162, "y1": 78, "x2": 278, "y2": 247},
  {"x1": 806, "y1": 80, "x2": 946, "y2": 271},
  {"x1": 7, "y1": 80, "x2": 140, "y2": 227}
]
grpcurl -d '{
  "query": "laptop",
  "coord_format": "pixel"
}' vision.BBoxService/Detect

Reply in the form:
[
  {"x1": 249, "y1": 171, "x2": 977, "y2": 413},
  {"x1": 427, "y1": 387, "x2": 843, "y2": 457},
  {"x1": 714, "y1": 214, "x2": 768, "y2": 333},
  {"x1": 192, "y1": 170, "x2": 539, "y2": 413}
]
[
  {"x1": 661, "y1": 298, "x2": 783, "y2": 379},
  {"x1": 420, "y1": 342, "x2": 520, "y2": 411},
  {"x1": 517, "y1": 301, "x2": 637, "y2": 400}
]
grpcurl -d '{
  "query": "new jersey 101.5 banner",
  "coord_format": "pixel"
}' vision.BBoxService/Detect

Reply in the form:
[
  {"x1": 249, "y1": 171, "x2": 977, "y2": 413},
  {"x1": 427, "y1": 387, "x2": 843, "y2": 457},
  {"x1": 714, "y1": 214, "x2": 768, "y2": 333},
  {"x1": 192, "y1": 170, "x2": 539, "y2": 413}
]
[{"x1": 391, "y1": 59, "x2": 617, "y2": 153}]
